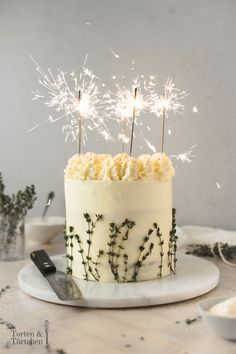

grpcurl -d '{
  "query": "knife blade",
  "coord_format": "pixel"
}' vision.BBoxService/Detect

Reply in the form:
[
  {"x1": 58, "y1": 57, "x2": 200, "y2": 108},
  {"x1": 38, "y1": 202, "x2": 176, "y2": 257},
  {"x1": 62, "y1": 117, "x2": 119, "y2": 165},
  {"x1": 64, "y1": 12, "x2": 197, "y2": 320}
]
[{"x1": 30, "y1": 250, "x2": 82, "y2": 301}]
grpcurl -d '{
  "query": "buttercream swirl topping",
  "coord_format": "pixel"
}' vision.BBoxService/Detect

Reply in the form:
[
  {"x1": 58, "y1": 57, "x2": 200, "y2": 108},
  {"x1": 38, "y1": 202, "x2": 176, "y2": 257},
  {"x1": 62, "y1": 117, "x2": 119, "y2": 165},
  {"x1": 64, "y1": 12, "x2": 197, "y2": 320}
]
[{"x1": 64, "y1": 153, "x2": 175, "y2": 182}]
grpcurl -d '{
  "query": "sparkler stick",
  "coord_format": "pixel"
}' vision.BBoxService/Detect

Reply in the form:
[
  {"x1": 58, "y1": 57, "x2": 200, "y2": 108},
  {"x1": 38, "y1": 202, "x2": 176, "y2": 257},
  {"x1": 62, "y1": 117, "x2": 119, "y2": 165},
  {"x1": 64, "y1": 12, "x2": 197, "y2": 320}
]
[
  {"x1": 78, "y1": 90, "x2": 82, "y2": 155},
  {"x1": 161, "y1": 100, "x2": 166, "y2": 153},
  {"x1": 149, "y1": 78, "x2": 188, "y2": 153},
  {"x1": 129, "y1": 87, "x2": 138, "y2": 156},
  {"x1": 122, "y1": 117, "x2": 127, "y2": 153}
]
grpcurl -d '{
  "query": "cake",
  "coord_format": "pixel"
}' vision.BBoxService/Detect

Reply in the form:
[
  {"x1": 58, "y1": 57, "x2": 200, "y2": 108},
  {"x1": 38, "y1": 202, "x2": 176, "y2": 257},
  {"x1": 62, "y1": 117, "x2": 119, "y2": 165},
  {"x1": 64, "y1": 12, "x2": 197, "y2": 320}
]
[{"x1": 64, "y1": 152, "x2": 177, "y2": 283}]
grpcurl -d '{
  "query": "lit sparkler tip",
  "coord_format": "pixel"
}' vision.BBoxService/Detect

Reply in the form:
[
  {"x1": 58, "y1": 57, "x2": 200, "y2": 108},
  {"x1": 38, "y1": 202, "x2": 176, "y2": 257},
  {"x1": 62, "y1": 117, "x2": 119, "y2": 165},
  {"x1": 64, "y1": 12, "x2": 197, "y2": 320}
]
[
  {"x1": 31, "y1": 57, "x2": 114, "y2": 145},
  {"x1": 192, "y1": 106, "x2": 198, "y2": 113},
  {"x1": 118, "y1": 133, "x2": 129, "y2": 144}
]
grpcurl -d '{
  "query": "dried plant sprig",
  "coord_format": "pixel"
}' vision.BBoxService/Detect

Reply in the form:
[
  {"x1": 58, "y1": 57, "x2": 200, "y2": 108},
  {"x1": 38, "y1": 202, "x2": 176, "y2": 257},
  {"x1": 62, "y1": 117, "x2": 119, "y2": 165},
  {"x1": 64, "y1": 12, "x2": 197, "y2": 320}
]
[
  {"x1": 154, "y1": 223, "x2": 164, "y2": 278},
  {"x1": 107, "y1": 219, "x2": 135, "y2": 282},
  {"x1": 132, "y1": 227, "x2": 154, "y2": 281},
  {"x1": 0, "y1": 173, "x2": 36, "y2": 218},
  {"x1": 75, "y1": 233, "x2": 88, "y2": 280},
  {"x1": 84, "y1": 213, "x2": 104, "y2": 281},
  {"x1": 168, "y1": 208, "x2": 178, "y2": 274}
]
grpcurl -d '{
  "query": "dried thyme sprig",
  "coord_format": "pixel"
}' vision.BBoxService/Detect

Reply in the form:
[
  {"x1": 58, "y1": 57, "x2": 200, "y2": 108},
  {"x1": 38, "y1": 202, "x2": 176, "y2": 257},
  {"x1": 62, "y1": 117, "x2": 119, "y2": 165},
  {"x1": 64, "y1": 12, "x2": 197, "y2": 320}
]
[
  {"x1": 154, "y1": 223, "x2": 164, "y2": 278},
  {"x1": 107, "y1": 222, "x2": 122, "y2": 281},
  {"x1": 122, "y1": 254, "x2": 129, "y2": 282},
  {"x1": 84, "y1": 213, "x2": 103, "y2": 281},
  {"x1": 0, "y1": 285, "x2": 10, "y2": 298},
  {"x1": 0, "y1": 173, "x2": 36, "y2": 247},
  {"x1": 65, "y1": 226, "x2": 74, "y2": 275},
  {"x1": 75, "y1": 234, "x2": 88, "y2": 280},
  {"x1": 114, "y1": 220, "x2": 135, "y2": 281},
  {"x1": 132, "y1": 228, "x2": 154, "y2": 281},
  {"x1": 107, "y1": 219, "x2": 135, "y2": 282},
  {"x1": 0, "y1": 172, "x2": 36, "y2": 218},
  {"x1": 168, "y1": 208, "x2": 178, "y2": 274},
  {"x1": 185, "y1": 243, "x2": 236, "y2": 262},
  {"x1": 93, "y1": 250, "x2": 104, "y2": 280}
]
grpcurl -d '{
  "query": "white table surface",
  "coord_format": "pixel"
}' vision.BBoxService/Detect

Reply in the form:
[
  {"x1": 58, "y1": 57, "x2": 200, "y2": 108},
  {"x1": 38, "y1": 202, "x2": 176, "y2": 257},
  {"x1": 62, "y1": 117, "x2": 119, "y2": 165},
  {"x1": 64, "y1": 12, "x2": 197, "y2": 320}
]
[{"x1": 0, "y1": 232, "x2": 236, "y2": 354}]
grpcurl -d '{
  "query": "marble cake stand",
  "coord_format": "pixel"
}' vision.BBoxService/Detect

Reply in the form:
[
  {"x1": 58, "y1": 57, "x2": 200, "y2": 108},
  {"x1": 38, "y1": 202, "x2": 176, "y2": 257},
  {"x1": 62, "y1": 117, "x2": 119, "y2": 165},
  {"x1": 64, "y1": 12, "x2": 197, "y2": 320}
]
[{"x1": 18, "y1": 254, "x2": 220, "y2": 308}]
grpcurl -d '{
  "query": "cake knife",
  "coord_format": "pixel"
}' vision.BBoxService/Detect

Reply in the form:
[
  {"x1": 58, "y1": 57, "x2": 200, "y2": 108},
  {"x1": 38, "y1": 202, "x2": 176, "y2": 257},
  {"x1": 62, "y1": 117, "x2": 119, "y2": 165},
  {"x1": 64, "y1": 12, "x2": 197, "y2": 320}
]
[{"x1": 30, "y1": 250, "x2": 82, "y2": 301}]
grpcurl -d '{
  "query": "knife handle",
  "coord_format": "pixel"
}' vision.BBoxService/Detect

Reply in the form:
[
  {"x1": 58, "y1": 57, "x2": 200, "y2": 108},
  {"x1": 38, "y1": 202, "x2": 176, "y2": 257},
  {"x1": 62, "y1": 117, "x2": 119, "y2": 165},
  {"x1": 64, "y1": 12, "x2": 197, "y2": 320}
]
[{"x1": 30, "y1": 250, "x2": 56, "y2": 276}]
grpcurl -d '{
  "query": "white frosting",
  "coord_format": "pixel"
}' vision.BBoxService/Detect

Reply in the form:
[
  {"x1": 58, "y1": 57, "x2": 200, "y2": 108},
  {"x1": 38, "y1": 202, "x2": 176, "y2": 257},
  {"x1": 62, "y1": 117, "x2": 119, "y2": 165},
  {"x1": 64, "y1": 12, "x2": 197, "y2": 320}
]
[
  {"x1": 65, "y1": 178, "x2": 174, "y2": 282},
  {"x1": 209, "y1": 297, "x2": 236, "y2": 318},
  {"x1": 65, "y1": 153, "x2": 175, "y2": 182},
  {"x1": 64, "y1": 152, "x2": 175, "y2": 283}
]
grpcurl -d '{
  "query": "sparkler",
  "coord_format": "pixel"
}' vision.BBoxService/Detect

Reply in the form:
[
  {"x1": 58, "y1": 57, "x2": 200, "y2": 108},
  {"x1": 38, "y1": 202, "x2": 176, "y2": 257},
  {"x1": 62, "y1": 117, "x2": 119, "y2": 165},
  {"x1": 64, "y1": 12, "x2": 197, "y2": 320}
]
[
  {"x1": 161, "y1": 98, "x2": 166, "y2": 153},
  {"x1": 129, "y1": 87, "x2": 138, "y2": 156},
  {"x1": 77, "y1": 90, "x2": 82, "y2": 155},
  {"x1": 30, "y1": 55, "x2": 196, "y2": 159},
  {"x1": 30, "y1": 55, "x2": 111, "y2": 146},
  {"x1": 104, "y1": 81, "x2": 145, "y2": 153},
  {"x1": 150, "y1": 78, "x2": 188, "y2": 153}
]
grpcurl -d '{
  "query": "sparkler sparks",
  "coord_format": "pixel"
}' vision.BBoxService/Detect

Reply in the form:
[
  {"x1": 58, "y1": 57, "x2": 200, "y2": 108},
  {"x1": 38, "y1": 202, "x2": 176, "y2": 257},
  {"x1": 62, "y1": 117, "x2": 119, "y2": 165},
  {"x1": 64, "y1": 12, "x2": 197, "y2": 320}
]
[
  {"x1": 216, "y1": 181, "x2": 221, "y2": 190},
  {"x1": 104, "y1": 79, "x2": 147, "y2": 152},
  {"x1": 30, "y1": 55, "x2": 111, "y2": 146},
  {"x1": 150, "y1": 78, "x2": 188, "y2": 117},
  {"x1": 30, "y1": 56, "x2": 197, "y2": 159},
  {"x1": 106, "y1": 44, "x2": 120, "y2": 59},
  {"x1": 171, "y1": 144, "x2": 197, "y2": 164},
  {"x1": 149, "y1": 77, "x2": 188, "y2": 153},
  {"x1": 144, "y1": 139, "x2": 157, "y2": 154},
  {"x1": 27, "y1": 124, "x2": 40, "y2": 133}
]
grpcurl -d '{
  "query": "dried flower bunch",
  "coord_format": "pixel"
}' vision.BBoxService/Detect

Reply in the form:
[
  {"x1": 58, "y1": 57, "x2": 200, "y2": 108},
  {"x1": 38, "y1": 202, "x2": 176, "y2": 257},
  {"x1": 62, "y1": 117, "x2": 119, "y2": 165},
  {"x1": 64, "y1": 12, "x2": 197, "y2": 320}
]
[{"x1": 0, "y1": 172, "x2": 36, "y2": 219}]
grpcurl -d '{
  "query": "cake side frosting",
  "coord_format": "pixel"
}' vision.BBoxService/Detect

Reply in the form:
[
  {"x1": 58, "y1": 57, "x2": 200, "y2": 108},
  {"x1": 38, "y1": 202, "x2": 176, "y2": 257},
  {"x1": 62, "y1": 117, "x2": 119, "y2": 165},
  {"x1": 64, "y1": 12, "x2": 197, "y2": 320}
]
[{"x1": 64, "y1": 153, "x2": 177, "y2": 283}]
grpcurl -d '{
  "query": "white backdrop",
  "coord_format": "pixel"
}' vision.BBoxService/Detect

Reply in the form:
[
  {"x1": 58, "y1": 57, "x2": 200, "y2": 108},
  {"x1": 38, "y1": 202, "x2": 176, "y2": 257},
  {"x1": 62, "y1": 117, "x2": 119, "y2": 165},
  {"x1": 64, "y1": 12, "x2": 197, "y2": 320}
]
[{"x1": 0, "y1": 0, "x2": 235, "y2": 229}]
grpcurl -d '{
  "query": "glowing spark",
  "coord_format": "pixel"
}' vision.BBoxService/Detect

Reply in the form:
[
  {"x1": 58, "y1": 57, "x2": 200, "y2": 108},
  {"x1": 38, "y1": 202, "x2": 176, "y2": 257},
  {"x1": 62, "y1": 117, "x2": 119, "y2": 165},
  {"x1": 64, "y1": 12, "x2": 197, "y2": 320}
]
[
  {"x1": 168, "y1": 128, "x2": 172, "y2": 135},
  {"x1": 150, "y1": 78, "x2": 188, "y2": 117},
  {"x1": 30, "y1": 56, "x2": 111, "y2": 144},
  {"x1": 171, "y1": 144, "x2": 197, "y2": 163},
  {"x1": 106, "y1": 83, "x2": 146, "y2": 121},
  {"x1": 192, "y1": 106, "x2": 198, "y2": 113},
  {"x1": 83, "y1": 54, "x2": 88, "y2": 66},
  {"x1": 144, "y1": 138, "x2": 157, "y2": 153},
  {"x1": 106, "y1": 44, "x2": 120, "y2": 59},
  {"x1": 85, "y1": 22, "x2": 91, "y2": 26},
  {"x1": 216, "y1": 181, "x2": 221, "y2": 190},
  {"x1": 31, "y1": 90, "x2": 43, "y2": 100},
  {"x1": 118, "y1": 133, "x2": 129, "y2": 145},
  {"x1": 112, "y1": 75, "x2": 116, "y2": 80},
  {"x1": 27, "y1": 124, "x2": 40, "y2": 133}
]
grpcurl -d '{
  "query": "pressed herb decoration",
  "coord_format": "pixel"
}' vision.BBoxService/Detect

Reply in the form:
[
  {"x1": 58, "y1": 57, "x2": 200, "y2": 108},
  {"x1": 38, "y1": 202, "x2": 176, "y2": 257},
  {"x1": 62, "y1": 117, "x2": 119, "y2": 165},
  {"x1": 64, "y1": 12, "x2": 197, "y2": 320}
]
[
  {"x1": 65, "y1": 209, "x2": 178, "y2": 283},
  {"x1": 0, "y1": 173, "x2": 36, "y2": 261}
]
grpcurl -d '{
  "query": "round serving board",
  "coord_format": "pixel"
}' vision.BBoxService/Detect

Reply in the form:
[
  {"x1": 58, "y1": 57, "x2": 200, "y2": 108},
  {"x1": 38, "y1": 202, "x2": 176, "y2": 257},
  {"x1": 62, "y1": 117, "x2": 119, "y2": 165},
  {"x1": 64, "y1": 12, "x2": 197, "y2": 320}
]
[{"x1": 18, "y1": 254, "x2": 220, "y2": 308}]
